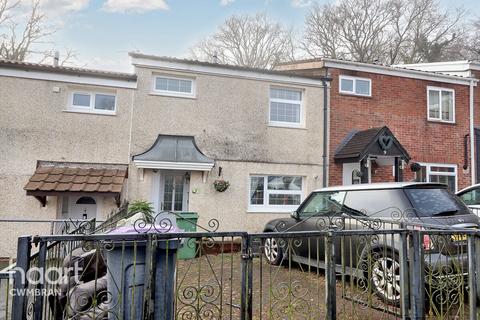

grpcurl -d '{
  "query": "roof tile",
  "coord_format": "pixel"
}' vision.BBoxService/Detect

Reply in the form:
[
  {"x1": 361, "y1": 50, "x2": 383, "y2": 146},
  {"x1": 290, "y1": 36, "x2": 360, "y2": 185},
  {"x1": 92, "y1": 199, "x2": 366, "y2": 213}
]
[{"x1": 24, "y1": 162, "x2": 128, "y2": 194}]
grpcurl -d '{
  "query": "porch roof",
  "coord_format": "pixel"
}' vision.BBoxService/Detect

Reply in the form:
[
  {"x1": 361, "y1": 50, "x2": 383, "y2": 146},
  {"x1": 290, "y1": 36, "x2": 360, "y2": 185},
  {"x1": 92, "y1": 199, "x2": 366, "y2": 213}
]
[
  {"x1": 133, "y1": 135, "x2": 215, "y2": 171},
  {"x1": 24, "y1": 161, "x2": 128, "y2": 197},
  {"x1": 334, "y1": 126, "x2": 410, "y2": 163}
]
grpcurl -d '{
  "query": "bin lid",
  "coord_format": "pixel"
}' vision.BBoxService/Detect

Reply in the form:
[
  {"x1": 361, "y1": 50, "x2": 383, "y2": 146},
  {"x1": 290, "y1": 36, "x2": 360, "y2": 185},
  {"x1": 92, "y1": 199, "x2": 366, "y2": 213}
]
[{"x1": 175, "y1": 212, "x2": 199, "y2": 219}]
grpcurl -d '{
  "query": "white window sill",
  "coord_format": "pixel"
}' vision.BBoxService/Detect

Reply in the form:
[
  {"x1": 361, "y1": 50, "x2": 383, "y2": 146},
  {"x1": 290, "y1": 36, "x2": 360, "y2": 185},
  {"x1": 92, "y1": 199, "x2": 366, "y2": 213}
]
[
  {"x1": 339, "y1": 91, "x2": 372, "y2": 98},
  {"x1": 63, "y1": 109, "x2": 116, "y2": 116},
  {"x1": 427, "y1": 119, "x2": 455, "y2": 124},
  {"x1": 268, "y1": 122, "x2": 306, "y2": 130},
  {"x1": 149, "y1": 91, "x2": 196, "y2": 100},
  {"x1": 248, "y1": 206, "x2": 298, "y2": 213}
]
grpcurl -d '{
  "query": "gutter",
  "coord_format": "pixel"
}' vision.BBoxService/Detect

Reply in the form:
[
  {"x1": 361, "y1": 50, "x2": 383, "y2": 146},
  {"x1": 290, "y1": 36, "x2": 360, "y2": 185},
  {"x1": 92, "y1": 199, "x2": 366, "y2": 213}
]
[
  {"x1": 470, "y1": 79, "x2": 476, "y2": 184},
  {"x1": 321, "y1": 71, "x2": 333, "y2": 188}
]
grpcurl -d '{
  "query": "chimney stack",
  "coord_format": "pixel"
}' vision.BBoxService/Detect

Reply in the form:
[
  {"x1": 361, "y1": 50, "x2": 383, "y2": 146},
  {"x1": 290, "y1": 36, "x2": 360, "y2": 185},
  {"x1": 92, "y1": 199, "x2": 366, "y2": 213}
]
[{"x1": 53, "y1": 51, "x2": 59, "y2": 67}]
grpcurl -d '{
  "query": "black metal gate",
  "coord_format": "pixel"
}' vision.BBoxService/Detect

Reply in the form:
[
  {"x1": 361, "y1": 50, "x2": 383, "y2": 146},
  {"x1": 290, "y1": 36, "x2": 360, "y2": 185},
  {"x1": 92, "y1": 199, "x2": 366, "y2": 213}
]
[{"x1": 3, "y1": 215, "x2": 480, "y2": 320}]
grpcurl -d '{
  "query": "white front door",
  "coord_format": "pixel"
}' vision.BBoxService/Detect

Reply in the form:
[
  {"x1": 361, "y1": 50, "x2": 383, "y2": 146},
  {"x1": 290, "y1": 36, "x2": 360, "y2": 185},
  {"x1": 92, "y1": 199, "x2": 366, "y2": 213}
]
[
  {"x1": 342, "y1": 162, "x2": 361, "y2": 185},
  {"x1": 160, "y1": 172, "x2": 189, "y2": 212},
  {"x1": 61, "y1": 195, "x2": 97, "y2": 220}
]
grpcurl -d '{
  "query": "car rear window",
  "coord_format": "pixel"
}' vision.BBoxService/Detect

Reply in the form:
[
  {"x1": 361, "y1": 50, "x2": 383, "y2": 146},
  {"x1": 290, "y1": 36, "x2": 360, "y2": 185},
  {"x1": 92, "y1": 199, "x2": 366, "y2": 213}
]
[
  {"x1": 343, "y1": 189, "x2": 411, "y2": 217},
  {"x1": 404, "y1": 188, "x2": 470, "y2": 217}
]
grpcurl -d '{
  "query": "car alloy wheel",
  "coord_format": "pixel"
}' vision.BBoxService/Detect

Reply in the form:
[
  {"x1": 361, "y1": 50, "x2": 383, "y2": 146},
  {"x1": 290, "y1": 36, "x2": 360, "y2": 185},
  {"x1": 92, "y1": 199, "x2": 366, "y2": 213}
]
[
  {"x1": 263, "y1": 237, "x2": 283, "y2": 265},
  {"x1": 371, "y1": 255, "x2": 402, "y2": 304}
]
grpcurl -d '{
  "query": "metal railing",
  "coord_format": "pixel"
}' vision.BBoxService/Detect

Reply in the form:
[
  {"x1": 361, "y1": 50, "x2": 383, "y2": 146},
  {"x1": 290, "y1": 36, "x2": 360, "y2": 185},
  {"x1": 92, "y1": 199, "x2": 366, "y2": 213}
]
[
  {"x1": 3, "y1": 213, "x2": 480, "y2": 319},
  {"x1": 0, "y1": 218, "x2": 104, "y2": 236}
]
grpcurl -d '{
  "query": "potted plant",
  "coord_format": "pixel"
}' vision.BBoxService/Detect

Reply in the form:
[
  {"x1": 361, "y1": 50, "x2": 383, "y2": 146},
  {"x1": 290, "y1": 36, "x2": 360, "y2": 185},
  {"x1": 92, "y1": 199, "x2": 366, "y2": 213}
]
[
  {"x1": 213, "y1": 179, "x2": 230, "y2": 192},
  {"x1": 128, "y1": 200, "x2": 155, "y2": 223}
]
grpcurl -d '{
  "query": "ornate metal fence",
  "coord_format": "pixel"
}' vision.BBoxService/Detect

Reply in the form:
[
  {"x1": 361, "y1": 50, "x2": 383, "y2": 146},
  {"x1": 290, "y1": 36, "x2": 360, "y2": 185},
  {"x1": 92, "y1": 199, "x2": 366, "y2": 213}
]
[{"x1": 3, "y1": 213, "x2": 480, "y2": 320}]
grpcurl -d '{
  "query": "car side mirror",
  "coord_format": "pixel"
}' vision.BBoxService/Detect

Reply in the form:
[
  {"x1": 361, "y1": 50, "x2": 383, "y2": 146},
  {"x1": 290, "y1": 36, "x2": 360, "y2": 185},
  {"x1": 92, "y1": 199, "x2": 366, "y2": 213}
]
[{"x1": 290, "y1": 211, "x2": 300, "y2": 220}]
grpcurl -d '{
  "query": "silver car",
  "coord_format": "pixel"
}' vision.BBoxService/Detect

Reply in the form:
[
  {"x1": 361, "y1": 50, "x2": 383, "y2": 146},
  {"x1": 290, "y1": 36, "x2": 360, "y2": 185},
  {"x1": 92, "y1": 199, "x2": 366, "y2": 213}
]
[{"x1": 262, "y1": 182, "x2": 480, "y2": 305}]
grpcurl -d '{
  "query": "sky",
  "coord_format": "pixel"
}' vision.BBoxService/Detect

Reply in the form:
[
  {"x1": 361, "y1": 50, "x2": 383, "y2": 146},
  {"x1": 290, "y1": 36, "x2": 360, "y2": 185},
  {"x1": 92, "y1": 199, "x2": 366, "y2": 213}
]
[{"x1": 35, "y1": 0, "x2": 480, "y2": 73}]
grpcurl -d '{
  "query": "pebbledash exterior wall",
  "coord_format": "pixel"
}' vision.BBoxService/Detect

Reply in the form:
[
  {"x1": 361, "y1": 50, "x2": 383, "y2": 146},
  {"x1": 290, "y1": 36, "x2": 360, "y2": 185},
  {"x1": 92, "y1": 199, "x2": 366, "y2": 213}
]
[
  {"x1": 0, "y1": 67, "x2": 135, "y2": 258},
  {"x1": 0, "y1": 57, "x2": 325, "y2": 258},
  {"x1": 276, "y1": 60, "x2": 476, "y2": 191},
  {"x1": 127, "y1": 55, "x2": 326, "y2": 232}
]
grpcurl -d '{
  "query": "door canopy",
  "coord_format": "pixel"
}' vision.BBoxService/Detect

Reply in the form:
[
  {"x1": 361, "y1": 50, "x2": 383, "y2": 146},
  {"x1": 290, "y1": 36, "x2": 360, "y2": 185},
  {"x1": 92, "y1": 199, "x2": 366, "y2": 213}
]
[
  {"x1": 133, "y1": 135, "x2": 215, "y2": 171},
  {"x1": 334, "y1": 126, "x2": 410, "y2": 163}
]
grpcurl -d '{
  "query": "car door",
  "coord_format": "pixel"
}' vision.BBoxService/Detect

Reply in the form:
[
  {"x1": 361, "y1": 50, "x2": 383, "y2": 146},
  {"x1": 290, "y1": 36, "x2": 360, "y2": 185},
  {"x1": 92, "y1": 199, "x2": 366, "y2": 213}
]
[{"x1": 290, "y1": 191, "x2": 346, "y2": 267}]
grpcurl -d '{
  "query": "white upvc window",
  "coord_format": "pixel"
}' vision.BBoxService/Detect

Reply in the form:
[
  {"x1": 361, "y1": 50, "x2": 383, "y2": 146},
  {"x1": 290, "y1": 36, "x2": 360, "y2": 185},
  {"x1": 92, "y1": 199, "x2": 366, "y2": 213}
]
[
  {"x1": 339, "y1": 75, "x2": 371, "y2": 97},
  {"x1": 269, "y1": 87, "x2": 304, "y2": 128},
  {"x1": 152, "y1": 74, "x2": 195, "y2": 98},
  {"x1": 415, "y1": 163, "x2": 457, "y2": 192},
  {"x1": 249, "y1": 175, "x2": 303, "y2": 212},
  {"x1": 68, "y1": 90, "x2": 117, "y2": 114},
  {"x1": 427, "y1": 86, "x2": 455, "y2": 123}
]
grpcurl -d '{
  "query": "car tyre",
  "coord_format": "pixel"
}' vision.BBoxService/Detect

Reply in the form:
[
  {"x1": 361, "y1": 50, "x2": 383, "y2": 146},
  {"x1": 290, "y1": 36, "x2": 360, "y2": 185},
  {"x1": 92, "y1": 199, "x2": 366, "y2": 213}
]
[
  {"x1": 263, "y1": 236, "x2": 284, "y2": 266},
  {"x1": 370, "y1": 250, "x2": 402, "y2": 306}
]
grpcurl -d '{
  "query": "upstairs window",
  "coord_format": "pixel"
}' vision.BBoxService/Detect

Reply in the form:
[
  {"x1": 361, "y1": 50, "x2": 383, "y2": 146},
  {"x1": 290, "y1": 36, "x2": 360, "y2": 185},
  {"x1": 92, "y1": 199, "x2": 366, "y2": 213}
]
[
  {"x1": 69, "y1": 90, "x2": 116, "y2": 114},
  {"x1": 153, "y1": 75, "x2": 195, "y2": 97},
  {"x1": 269, "y1": 87, "x2": 303, "y2": 127},
  {"x1": 427, "y1": 87, "x2": 455, "y2": 123},
  {"x1": 339, "y1": 75, "x2": 371, "y2": 96}
]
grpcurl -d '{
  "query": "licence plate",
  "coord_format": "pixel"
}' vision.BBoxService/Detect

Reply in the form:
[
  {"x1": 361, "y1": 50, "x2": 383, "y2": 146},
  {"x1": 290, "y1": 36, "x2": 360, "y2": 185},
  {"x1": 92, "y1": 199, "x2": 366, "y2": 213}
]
[{"x1": 451, "y1": 234, "x2": 467, "y2": 242}]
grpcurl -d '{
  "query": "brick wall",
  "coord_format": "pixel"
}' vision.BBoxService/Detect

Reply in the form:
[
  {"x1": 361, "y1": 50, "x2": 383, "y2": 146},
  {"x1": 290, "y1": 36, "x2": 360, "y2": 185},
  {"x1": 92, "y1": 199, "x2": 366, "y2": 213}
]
[{"x1": 328, "y1": 68, "x2": 472, "y2": 190}]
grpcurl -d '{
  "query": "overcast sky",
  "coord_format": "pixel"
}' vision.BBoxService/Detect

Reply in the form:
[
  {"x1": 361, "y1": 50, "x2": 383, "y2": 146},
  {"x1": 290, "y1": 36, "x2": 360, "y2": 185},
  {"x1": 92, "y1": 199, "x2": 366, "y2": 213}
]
[{"x1": 41, "y1": 0, "x2": 480, "y2": 72}]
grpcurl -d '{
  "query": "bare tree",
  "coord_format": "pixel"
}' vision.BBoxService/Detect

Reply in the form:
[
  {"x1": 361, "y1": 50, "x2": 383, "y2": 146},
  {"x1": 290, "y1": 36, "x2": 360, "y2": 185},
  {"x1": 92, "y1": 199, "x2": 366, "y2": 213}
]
[
  {"x1": 304, "y1": 0, "x2": 392, "y2": 63},
  {"x1": 456, "y1": 20, "x2": 480, "y2": 61},
  {"x1": 302, "y1": 4, "x2": 345, "y2": 59},
  {"x1": 190, "y1": 13, "x2": 295, "y2": 69},
  {"x1": 303, "y1": 0, "x2": 466, "y2": 64},
  {"x1": 0, "y1": 0, "x2": 75, "y2": 64}
]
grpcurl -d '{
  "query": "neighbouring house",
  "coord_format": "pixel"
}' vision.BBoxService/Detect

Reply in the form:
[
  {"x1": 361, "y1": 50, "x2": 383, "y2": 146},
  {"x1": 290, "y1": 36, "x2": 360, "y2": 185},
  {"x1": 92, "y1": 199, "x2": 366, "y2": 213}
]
[
  {"x1": 0, "y1": 56, "x2": 325, "y2": 258},
  {"x1": 0, "y1": 59, "x2": 136, "y2": 258},
  {"x1": 276, "y1": 58, "x2": 478, "y2": 192}
]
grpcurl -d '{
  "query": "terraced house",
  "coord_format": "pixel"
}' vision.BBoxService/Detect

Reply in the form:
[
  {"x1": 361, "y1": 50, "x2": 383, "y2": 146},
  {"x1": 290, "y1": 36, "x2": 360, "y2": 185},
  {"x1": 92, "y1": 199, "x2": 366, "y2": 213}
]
[
  {"x1": 0, "y1": 55, "x2": 325, "y2": 259},
  {"x1": 1, "y1": 54, "x2": 480, "y2": 259},
  {"x1": 276, "y1": 59, "x2": 478, "y2": 192}
]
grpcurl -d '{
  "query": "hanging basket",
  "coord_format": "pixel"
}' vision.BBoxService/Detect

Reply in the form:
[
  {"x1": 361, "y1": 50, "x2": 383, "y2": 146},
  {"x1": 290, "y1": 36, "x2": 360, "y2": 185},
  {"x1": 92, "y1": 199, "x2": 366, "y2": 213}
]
[{"x1": 213, "y1": 179, "x2": 230, "y2": 192}]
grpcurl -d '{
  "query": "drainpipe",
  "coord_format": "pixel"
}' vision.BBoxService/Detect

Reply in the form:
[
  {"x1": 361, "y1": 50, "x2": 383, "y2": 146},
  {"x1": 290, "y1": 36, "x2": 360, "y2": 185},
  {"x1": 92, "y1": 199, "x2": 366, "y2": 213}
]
[
  {"x1": 321, "y1": 73, "x2": 333, "y2": 188},
  {"x1": 470, "y1": 79, "x2": 476, "y2": 185}
]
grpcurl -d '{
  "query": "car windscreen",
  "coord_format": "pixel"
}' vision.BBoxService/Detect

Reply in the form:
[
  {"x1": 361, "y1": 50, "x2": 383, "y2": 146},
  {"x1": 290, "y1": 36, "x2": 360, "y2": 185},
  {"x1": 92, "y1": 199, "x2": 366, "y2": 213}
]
[
  {"x1": 342, "y1": 189, "x2": 411, "y2": 217},
  {"x1": 404, "y1": 188, "x2": 470, "y2": 217},
  {"x1": 298, "y1": 191, "x2": 346, "y2": 217}
]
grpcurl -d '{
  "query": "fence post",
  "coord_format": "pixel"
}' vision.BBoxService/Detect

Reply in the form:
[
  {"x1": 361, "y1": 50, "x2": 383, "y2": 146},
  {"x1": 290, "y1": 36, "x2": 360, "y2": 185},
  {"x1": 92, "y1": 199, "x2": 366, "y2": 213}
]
[
  {"x1": 409, "y1": 231, "x2": 425, "y2": 320},
  {"x1": 476, "y1": 236, "x2": 480, "y2": 318},
  {"x1": 468, "y1": 234, "x2": 478, "y2": 320},
  {"x1": 325, "y1": 233, "x2": 336, "y2": 320},
  {"x1": 240, "y1": 235, "x2": 252, "y2": 320},
  {"x1": 34, "y1": 240, "x2": 47, "y2": 320},
  {"x1": 11, "y1": 236, "x2": 32, "y2": 320},
  {"x1": 399, "y1": 228, "x2": 410, "y2": 319}
]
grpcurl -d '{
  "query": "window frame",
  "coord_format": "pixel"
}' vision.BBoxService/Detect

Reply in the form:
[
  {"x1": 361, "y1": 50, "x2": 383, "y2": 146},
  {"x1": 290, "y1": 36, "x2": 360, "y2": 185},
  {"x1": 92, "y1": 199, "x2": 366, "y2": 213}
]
[
  {"x1": 248, "y1": 175, "x2": 304, "y2": 213},
  {"x1": 417, "y1": 162, "x2": 458, "y2": 192},
  {"x1": 339, "y1": 75, "x2": 372, "y2": 97},
  {"x1": 427, "y1": 86, "x2": 455, "y2": 123},
  {"x1": 67, "y1": 90, "x2": 117, "y2": 115},
  {"x1": 151, "y1": 74, "x2": 196, "y2": 98},
  {"x1": 268, "y1": 86, "x2": 305, "y2": 128}
]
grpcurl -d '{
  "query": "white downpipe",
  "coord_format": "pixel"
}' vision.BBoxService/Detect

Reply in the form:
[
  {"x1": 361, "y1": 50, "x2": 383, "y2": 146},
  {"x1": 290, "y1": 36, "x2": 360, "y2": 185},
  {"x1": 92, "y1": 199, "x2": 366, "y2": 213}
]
[{"x1": 470, "y1": 80, "x2": 475, "y2": 184}]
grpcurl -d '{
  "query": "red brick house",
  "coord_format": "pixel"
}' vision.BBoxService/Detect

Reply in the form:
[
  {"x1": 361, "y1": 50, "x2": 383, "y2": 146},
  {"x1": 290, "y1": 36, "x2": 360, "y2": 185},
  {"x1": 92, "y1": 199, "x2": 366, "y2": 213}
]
[{"x1": 276, "y1": 59, "x2": 478, "y2": 192}]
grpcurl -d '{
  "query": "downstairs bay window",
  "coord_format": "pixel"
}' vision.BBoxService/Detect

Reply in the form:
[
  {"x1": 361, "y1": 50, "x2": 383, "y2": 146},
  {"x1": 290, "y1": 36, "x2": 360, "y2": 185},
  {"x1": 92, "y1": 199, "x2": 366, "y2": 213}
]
[
  {"x1": 414, "y1": 163, "x2": 457, "y2": 192},
  {"x1": 249, "y1": 175, "x2": 303, "y2": 212}
]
